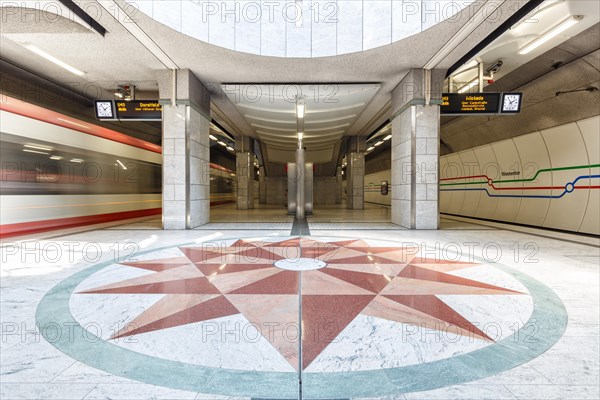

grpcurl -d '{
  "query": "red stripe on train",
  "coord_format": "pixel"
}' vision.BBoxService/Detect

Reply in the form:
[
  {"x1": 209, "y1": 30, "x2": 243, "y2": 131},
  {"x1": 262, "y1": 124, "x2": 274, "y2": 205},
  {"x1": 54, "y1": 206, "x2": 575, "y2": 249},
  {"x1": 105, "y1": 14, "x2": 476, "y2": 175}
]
[
  {"x1": 0, "y1": 208, "x2": 162, "y2": 239},
  {"x1": 0, "y1": 95, "x2": 161, "y2": 154}
]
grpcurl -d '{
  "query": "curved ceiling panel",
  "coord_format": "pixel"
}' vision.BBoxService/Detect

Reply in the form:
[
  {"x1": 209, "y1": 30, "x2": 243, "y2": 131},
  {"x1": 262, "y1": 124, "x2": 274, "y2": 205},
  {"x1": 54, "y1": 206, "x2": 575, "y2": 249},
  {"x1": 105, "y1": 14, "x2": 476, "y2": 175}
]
[
  {"x1": 128, "y1": 0, "x2": 476, "y2": 58},
  {"x1": 223, "y1": 83, "x2": 379, "y2": 163}
]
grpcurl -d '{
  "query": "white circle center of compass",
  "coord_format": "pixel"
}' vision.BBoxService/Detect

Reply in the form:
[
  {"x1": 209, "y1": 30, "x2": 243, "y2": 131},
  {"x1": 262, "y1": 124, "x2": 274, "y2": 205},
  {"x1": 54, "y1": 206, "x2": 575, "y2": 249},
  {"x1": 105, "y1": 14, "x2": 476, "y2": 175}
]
[{"x1": 274, "y1": 258, "x2": 327, "y2": 271}]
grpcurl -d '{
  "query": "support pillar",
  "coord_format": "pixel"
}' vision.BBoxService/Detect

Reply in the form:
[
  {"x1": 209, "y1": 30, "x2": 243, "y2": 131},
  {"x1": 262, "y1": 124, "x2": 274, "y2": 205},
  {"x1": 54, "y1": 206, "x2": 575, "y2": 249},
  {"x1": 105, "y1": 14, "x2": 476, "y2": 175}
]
[
  {"x1": 157, "y1": 69, "x2": 211, "y2": 229},
  {"x1": 236, "y1": 151, "x2": 254, "y2": 209},
  {"x1": 336, "y1": 166, "x2": 343, "y2": 204},
  {"x1": 258, "y1": 166, "x2": 266, "y2": 204},
  {"x1": 391, "y1": 69, "x2": 444, "y2": 229},
  {"x1": 346, "y1": 152, "x2": 365, "y2": 209},
  {"x1": 295, "y1": 147, "x2": 305, "y2": 219}
]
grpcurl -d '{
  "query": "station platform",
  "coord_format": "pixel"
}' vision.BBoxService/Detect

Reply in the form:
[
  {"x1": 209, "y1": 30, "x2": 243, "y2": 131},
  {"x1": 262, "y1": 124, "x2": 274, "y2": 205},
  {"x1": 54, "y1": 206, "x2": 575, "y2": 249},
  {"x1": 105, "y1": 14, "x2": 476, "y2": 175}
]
[{"x1": 1, "y1": 215, "x2": 598, "y2": 400}]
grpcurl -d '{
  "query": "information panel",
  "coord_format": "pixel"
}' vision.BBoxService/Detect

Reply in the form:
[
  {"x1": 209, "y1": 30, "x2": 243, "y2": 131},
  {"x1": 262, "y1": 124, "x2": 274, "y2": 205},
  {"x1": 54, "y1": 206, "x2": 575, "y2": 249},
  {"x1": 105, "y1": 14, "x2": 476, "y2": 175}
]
[
  {"x1": 441, "y1": 93, "x2": 501, "y2": 115},
  {"x1": 115, "y1": 101, "x2": 162, "y2": 120}
]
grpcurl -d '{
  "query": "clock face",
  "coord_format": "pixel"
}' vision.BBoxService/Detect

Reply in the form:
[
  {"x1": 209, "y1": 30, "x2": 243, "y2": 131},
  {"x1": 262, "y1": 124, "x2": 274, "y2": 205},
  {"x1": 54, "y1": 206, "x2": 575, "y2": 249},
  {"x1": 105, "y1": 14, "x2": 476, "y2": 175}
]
[
  {"x1": 502, "y1": 94, "x2": 521, "y2": 112},
  {"x1": 96, "y1": 101, "x2": 114, "y2": 118}
]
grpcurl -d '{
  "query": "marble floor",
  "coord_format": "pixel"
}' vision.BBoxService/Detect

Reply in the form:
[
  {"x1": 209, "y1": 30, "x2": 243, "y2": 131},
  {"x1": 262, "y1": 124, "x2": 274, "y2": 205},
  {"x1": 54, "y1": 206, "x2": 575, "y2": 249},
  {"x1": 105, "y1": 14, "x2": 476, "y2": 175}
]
[{"x1": 1, "y1": 215, "x2": 598, "y2": 399}]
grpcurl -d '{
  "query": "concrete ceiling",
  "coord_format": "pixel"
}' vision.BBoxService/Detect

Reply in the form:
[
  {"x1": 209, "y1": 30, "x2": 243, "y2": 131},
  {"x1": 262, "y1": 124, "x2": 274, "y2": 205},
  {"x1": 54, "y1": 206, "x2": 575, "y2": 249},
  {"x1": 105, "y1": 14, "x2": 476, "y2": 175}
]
[
  {"x1": 450, "y1": 0, "x2": 600, "y2": 87},
  {"x1": 440, "y1": 22, "x2": 600, "y2": 154},
  {"x1": 222, "y1": 83, "x2": 380, "y2": 163},
  {"x1": 0, "y1": 0, "x2": 528, "y2": 164}
]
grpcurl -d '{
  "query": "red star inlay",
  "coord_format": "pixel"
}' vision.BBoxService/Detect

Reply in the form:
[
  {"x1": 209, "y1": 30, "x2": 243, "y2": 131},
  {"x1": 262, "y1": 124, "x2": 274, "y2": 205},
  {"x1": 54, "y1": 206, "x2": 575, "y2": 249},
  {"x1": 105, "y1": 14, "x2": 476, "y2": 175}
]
[{"x1": 78, "y1": 238, "x2": 525, "y2": 370}]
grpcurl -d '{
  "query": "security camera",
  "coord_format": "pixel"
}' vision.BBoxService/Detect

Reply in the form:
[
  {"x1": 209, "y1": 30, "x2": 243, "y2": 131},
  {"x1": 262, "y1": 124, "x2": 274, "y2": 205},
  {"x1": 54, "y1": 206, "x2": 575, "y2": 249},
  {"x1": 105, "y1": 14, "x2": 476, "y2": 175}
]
[{"x1": 486, "y1": 60, "x2": 503, "y2": 75}]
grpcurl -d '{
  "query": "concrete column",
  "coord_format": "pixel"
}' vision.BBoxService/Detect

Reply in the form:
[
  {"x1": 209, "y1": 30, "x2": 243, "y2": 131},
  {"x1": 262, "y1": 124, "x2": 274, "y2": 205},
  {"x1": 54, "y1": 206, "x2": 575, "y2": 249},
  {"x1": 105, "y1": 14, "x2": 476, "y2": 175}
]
[
  {"x1": 336, "y1": 166, "x2": 343, "y2": 204},
  {"x1": 346, "y1": 152, "x2": 365, "y2": 209},
  {"x1": 235, "y1": 136, "x2": 254, "y2": 210},
  {"x1": 236, "y1": 152, "x2": 254, "y2": 209},
  {"x1": 258, "y1": 166, "x2": 266, "y2": 204},
  {"x1": 391, "y1": 69, "x2": 444, "y2": 229},
  {"x1": 295, "y1": 147, "x2": 305, "y2": 219},
  {"x1": 157, "y1": 69, "x2": 211, "y2": 229}
]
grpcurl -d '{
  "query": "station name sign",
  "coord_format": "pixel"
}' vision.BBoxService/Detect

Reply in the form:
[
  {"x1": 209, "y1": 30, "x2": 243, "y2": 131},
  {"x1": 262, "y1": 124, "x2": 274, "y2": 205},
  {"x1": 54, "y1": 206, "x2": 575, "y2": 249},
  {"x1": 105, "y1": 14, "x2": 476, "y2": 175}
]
[
  {"x1": 95, "y1": 100, "x2": 162, "y2": 121},
  {"x1": 441, "y1": 93, "x2": 522, "y2": 115}
]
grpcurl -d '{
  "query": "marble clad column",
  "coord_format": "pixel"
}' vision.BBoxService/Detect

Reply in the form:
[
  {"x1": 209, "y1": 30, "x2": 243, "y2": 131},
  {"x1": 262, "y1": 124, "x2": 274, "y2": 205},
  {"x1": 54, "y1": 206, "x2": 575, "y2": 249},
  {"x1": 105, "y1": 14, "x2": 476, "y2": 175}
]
[
  {"x1": 336, "y1": 166, "x2": 343, "y2": 204},
  {"x1": 157, "y1": 69, "x2": 211, "y2": 229},
  {"x1": 346, "y1": 137, "x2": 366, "y2": 210},
  {"x1": 391, "y1": 69, "x2": 444, "y2": 229},
  {"x1": 258, "y1": 166, "x2": 266, "y2": 204},
  {"x1": 236, "y1": 152, "x2": 254, "y2": 210},
  {"x1": 236, "y1": 136, "x2": 254, "y2": 210}
]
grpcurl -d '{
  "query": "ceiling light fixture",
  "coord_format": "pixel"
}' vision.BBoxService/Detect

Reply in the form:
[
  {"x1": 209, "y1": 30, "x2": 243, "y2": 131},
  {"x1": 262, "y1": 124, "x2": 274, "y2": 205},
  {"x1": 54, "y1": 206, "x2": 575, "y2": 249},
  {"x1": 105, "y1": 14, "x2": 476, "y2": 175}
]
[
  {"x1": 374, "y1": 141, "x2": 384, "y2": 147},
  {"x1": 298, "y1": 132, "x2": 304, "y2": 140},
  {"x1": 217, "y1": 141, "x2": 227, "y2": 147},
  {"x1": 367, "y1": 146, "x2": 375, "y2": 151},
  {"x1": 23, "y1": 43, "x2": 85, "y2": 76},
  {"x1": 226, "y1": 146, "x2": 234, "y2": 151},
  {"x1": 23, "y1": 149, "x2": 49, "y2": 155},
  {"x1": 512, "y1": 0, "x2": 563, "y2": 32},
  {"x1": 70, "y1": 158, "x2": 84, "y2": 163},
  {"x1": 383, "y1": 135, "x2": 392, "y2": 141},
  {"x1": 116, "y1": 160, "x2": 128, "y2": 170},
  {"x1": 50, "y1": 155, "x2": 63, "y2": 160},
  {"x1": 518, "y1": 15, "x2": 583, "y2": 55},
  {"x1": 297, "y1": 104, "x2": 305, "y2": 118},
  {"x1": 24, "y1": 144, "x2": 53, "y2": 151},
  {"x1": 209, "y1": 135, "x2": 218, "y2": 140}
]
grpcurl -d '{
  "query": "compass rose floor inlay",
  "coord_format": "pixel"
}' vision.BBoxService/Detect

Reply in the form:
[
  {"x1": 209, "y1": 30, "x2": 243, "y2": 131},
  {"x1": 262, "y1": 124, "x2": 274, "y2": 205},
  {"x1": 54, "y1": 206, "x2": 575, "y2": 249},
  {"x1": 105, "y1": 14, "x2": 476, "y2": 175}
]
[{"x1": 36, "y1": 236, "x2": 567, "y2": 398}]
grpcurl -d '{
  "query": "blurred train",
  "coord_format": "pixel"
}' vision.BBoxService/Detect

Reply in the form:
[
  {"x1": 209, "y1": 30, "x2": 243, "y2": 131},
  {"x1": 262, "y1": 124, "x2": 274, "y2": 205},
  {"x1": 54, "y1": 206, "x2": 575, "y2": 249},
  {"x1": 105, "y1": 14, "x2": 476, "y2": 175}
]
[{"x1": 0, "y1": 95, "x2": 235, "y2": 238}]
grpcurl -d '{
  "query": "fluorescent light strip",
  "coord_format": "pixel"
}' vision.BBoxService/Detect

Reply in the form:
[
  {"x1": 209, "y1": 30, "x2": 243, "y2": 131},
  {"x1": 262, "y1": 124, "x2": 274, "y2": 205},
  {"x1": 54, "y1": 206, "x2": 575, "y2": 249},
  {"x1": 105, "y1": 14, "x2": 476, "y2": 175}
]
[
  {"x1": 424, "y1": 0, "x2": 506, "y2": 69},
  {"x1": 297, "y1": 103, "x2": 305, "y2": 118},
  {"x1": 297, "y1": 132, "x2": 304, "y2": 140},
  {"x1": 116, "y1": 160, "x2": 128, "y2": 170},
  {"x1": 384, "y1": 135, "x2": 392, "y2": 141},
  {"x1": 209, "y1": 135, "x2": 218, "y2": 140},
  {"x1": 513, "y1": 0, "x2": 563, "y2": 31},
  {"x1": 24, "y1": 144, "x2": 53, "y2": 151},
  {"x1": 23, "y1": 44, "x2": 85, "y2": 76},
  {"x1": 519, "y1": 16, "x2": 582, "y2": 55},
  {"x1": 23, "y1": 149, "x2": 49, "y2": 155}
]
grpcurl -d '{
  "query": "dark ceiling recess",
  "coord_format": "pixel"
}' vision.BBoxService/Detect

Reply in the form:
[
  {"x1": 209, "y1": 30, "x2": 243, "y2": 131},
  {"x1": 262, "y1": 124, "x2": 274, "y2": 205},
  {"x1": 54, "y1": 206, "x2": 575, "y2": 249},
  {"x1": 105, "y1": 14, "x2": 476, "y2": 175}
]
[
  {"x1": 366, "y1": 120, "x2": 391, "y2": 141},
  {"x1": 446, "y1": 0, "x2": 546, "y2": 77},
  {"x1": 58, "y1": 0, "x2": 107, "y2": 36},
  {"x1": 210, "y1": 119, "x2": 235, "y2": 141}
]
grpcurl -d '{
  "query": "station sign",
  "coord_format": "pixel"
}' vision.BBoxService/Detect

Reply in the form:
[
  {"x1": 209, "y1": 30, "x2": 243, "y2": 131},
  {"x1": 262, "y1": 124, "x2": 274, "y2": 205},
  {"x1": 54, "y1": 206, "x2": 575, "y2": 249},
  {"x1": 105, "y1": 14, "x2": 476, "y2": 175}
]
[
  {"x1": 94, "y1": 100, "x2": 162, "y2": 121},
  {"x1": 116, "y1": 100, "x2": 162, "y2": 120},
  {"x1": 441, "y1": 93, "x2": 522, "y2": 115}
]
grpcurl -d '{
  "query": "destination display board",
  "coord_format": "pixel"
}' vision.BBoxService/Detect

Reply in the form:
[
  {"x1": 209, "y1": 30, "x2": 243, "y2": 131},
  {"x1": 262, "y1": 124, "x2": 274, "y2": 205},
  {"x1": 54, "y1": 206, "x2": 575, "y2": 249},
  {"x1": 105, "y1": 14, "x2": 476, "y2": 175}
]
[
  {"x1": 115, "y1": 101, "x2": 162, "y2": 121},
  {"x1": 441, "y1": 93, "x2": 501, "y2": 115},
  {"x1": 441, "y1": 93, "x2": 523, "y2": 115},
  {"x1": 94, "y1": 100, "x2": 162, "y2": 121}
]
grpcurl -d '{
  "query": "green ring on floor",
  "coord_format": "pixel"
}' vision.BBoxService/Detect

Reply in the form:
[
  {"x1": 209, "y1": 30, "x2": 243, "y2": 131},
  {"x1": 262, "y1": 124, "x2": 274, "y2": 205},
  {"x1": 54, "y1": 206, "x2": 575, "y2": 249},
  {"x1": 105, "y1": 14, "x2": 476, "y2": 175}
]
[{"x1": 36, "y1": 236, "x2": 568, "y2": 399}]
